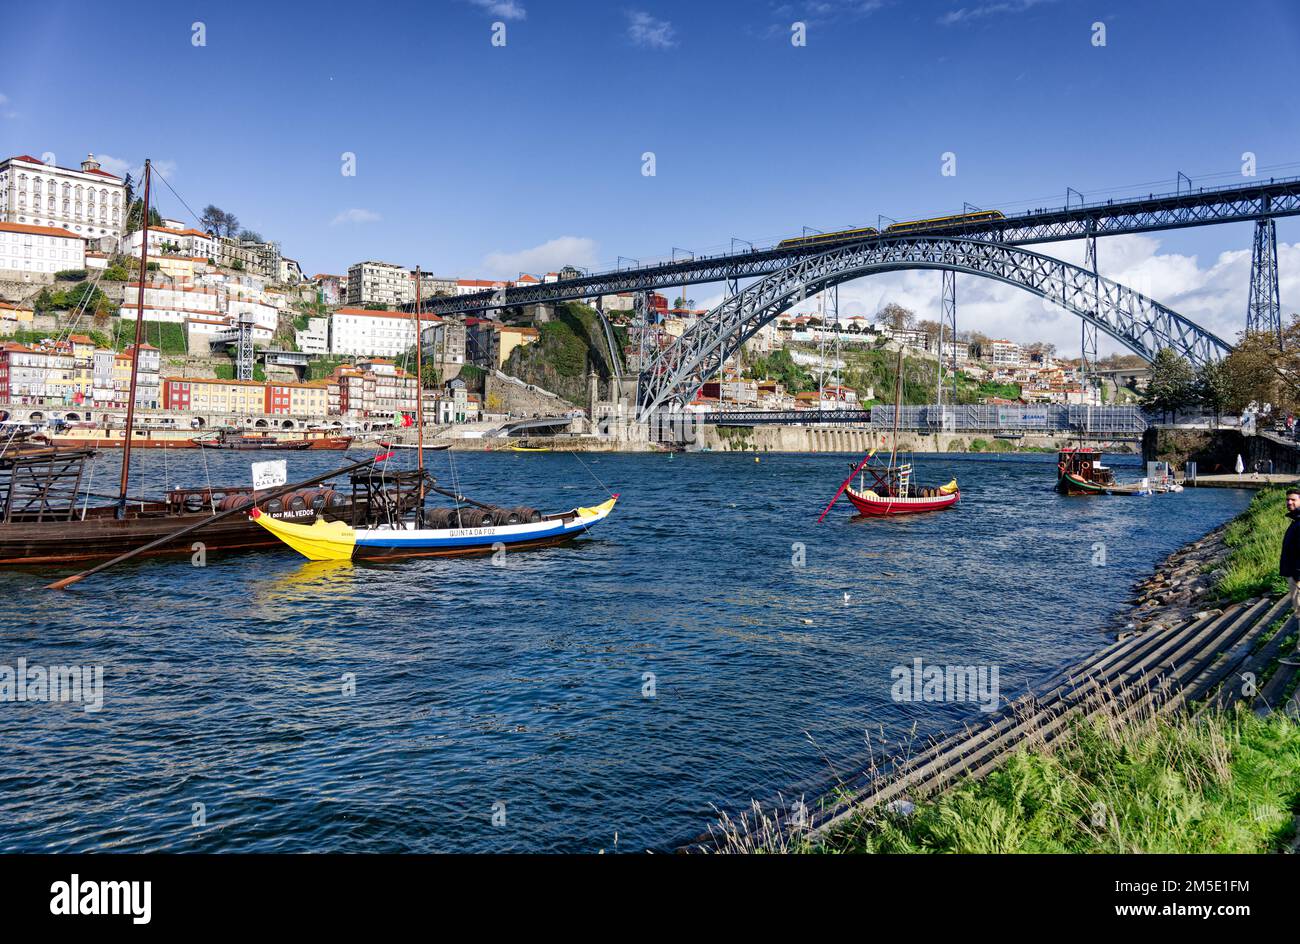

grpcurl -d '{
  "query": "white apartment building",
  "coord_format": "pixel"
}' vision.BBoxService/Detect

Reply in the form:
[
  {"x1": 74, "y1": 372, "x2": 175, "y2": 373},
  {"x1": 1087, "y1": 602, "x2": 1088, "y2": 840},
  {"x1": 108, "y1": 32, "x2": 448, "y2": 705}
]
[
  {"x1": 0, "y1": 221, "x2": 87, "y2": 282},
  {"x1": 296, "y1": 316, "x2": 329, "y2": 355},
  {"x1": 985, "y1": 339, "x2": 1025, "y2": 367},
  {"x1": 119, "y1": 224, "x2": 217, "y2": 261},
  {"x1": 330, "y1": 307, "x2": 435, "y2": 358},
  {"x1": 0, "y1": 153, "x2": 127, "y2": 242},
  {"x1": 347, "y1": 261, "x2": 412, "y2": 307},
  {"x1": 120, "y1": 281, "x2": 222, "y2": 323}
]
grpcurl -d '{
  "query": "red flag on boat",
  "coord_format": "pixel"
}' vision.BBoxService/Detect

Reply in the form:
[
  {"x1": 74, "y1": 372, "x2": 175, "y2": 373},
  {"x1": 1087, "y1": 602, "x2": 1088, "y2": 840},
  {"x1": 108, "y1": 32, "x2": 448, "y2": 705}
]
[{"x1": 401, "y1": 413, "x2": 414, "y2": 427}]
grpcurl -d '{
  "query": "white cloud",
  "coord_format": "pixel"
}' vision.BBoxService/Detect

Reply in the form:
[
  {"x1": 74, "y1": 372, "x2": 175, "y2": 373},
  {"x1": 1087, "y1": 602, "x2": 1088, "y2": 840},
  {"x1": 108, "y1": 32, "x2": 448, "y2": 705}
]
[
  {"x1": 331, "y1": 208, "x2": 382, "y2": 226},
  {"x1": 95, "y1": 154, "x2": 178, "y2": 183},
  {"x1": 940, "y1": 0, "x2": 1057, "y2": 26},
  {"x1": 627, "y1": 11, "x2": 677, "y2": 48},
  {"x1": 468, "y1": 0, "x2": 526, "y2": 19},
  {"x1": 481, "y1": 236, "x2": 598, "y2": 279},
  {"x1": 0, "y1": 92, "x2": 15, "y2": 119}
]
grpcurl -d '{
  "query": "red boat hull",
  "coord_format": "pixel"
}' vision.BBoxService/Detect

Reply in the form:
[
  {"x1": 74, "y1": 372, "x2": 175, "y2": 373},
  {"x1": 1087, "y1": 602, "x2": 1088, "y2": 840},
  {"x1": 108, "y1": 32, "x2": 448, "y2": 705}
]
[{"x1": 845, "y1": 487, "x2": 960, "y2": 516}]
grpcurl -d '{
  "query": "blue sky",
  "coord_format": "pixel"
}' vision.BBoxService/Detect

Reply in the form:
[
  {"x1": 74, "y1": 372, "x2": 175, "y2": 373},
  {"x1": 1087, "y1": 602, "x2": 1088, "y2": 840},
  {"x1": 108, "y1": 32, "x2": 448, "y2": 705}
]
[{"x1": 4, "y1": 0, "x2": 1300, "y2": 351}]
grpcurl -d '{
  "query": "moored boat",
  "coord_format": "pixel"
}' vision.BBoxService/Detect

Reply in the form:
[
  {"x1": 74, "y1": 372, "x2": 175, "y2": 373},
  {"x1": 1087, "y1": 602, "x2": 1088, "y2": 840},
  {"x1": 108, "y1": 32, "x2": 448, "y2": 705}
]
[
  {"x1": 845, "y1": 468, "x2": 960, "y2": 516},
  {"x1": 251, "y1": 494, "x2": 618, "y2": 561},
  {"x1": 818, "y1": 348, "x2": 959, "y2": 520},
  {"x1": 251, "y1": 268, "x2": 618, "y2": 562},
  {"x1": 1056, "y1": 446, "x2": 1148, "y2": 495},
  {"x1": 0, "y1": 447, "x2": 421, "y2": 565},
  {"x1": 195, "y1": 432, "x2": 314, "y2": 450}
]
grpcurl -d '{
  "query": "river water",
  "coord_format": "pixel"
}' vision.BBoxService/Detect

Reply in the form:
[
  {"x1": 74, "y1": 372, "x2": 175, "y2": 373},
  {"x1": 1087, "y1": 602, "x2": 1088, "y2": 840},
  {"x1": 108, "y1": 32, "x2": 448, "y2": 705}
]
[{"x1": 0, "y1": 448, "x2": 1252, "y2": 852}]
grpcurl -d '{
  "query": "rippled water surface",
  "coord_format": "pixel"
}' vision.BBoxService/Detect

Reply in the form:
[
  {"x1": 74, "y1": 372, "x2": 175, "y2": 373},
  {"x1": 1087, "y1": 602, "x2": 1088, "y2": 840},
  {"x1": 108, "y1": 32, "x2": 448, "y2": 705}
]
[{"x1": 0, "y1": 448, "x2": 1252, "y2": 851}]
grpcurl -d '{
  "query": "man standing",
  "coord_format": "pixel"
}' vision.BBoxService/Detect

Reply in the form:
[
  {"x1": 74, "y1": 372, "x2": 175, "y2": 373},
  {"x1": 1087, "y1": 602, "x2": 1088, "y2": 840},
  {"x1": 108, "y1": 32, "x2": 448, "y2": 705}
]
[{"x1": 1281, "y1": 487, "x2": 1300, "y2": 665}]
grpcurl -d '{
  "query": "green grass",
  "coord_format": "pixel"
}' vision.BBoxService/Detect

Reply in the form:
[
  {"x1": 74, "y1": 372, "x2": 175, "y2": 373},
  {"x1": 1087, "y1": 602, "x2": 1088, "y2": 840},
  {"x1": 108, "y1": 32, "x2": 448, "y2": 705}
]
[
  {"x1": 804, "y1": 706, "x2": 1300, "y2": 854},
  {"x1": 213, "y1": 361, "x2": 266, "y2": 382},
  {"x1": 1216, "y1": 486, "x2": 1291, "y2": 601},
  {"x1": 305, "y1": 356, "x2": 348, "y2": 381},
  {"x1": 110, "y1": 319, "x2": 188, "y2": 355}
]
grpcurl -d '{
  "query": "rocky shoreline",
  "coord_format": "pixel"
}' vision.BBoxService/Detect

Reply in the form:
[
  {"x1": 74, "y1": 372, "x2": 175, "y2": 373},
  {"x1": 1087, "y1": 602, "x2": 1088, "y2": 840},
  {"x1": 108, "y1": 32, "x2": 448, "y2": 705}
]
[{"x1": 1112, "y1": 525, "x2": 1231, "y2": 640}]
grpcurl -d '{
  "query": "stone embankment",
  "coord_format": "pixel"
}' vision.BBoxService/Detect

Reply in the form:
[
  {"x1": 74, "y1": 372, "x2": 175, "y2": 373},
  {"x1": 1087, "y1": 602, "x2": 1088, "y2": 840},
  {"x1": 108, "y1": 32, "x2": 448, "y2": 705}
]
[{"x1": 1116, "y1": 527, "x2": 1228, "y2": 638}]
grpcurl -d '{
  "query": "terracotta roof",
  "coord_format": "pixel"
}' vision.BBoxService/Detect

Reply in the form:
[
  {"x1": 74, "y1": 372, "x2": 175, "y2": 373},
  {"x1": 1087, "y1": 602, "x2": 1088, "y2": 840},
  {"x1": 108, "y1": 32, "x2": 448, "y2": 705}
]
[
  {"x1": 0, "y1": 221, "x2": 84, "y2": 239},
  {"x1": 83, "y1": 167, "x2": 121, "y2": 180},
  {"x1": 7, "y1": 155, "x2": 46, "y2": 165}
]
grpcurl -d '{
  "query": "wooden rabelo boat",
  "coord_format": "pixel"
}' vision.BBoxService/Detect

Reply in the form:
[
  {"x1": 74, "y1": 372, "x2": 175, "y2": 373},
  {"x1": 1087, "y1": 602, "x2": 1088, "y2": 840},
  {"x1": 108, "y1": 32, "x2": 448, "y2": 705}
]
[
  {"x1": 1056, "y1": 446, "x2": 1155, "y2": 496},
  {"x1": 843, "y1": 461, "x2": 960, "y2": 516},
  {"x1": 0, "y1": 446, "x2": 419, "y2": 565},
  {"x1": 251, "y1": 268, "x2": 618, "y2": 562},
  {"x1": 817, "y1": 349, "x2": 959, "y2": 520},
  {"x1": 194, "y1": 432, "x2": 314, "y2": 451},
  {"x1": 0, "y1": 161, "x2": 387, "y2": 569}
]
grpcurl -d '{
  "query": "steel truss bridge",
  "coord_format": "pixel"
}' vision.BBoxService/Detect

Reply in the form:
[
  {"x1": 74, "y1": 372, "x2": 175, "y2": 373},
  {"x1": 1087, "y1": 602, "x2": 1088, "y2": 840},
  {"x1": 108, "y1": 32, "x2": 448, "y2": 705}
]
[
  {"x1": 410, "y1": 176, "x2": 1300, "y2": 317},
  {"x1": 637, "y1": 237, "x2": 1230, "y2": 417},
  {"x1": 406, "y1": 173, "x2": 1295, "y2": 423}
]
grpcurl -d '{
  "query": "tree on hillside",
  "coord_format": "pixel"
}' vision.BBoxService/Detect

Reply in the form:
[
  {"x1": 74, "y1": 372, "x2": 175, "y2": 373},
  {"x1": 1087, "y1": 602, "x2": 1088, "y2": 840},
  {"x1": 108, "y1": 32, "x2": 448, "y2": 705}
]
[
  {"x1": 200, "y1": 205, "x2": 240, "y2": 238},
  {"x1": 917, "y1": 319, "x2": 943, "y2": 346},
  {"x1": 1221, "y1": 321, "x2": 1300, "y2": 415},
  {"x1": 880, "y1": 303, "x2": 915, "y2": 331},
  {"x1": 238, "y1": 228, "x2": 264, "y2": 244},
  {"x1": 1142, "y1": 347, "x2": 1197, "y2": 418},
  {"x1": 125, "y1": 199, "x2": 162, "y2": 235}
]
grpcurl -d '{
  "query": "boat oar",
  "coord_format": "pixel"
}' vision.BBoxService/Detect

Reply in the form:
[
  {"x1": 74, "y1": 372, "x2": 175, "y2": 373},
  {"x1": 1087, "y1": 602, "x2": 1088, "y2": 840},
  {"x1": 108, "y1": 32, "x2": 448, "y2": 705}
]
[
  {"x1": 816, "y1": 449, "x2": 875, "y2": 523},
  {"x1": 44, "y1": 453, "x2": 390, "y2": 591}
]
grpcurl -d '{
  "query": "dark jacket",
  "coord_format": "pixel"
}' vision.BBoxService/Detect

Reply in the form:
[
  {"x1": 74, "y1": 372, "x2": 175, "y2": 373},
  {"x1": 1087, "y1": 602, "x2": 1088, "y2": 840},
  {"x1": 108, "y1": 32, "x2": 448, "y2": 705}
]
[{"x1": 1281, "y1": 512, "x2": 1300, "y2": 579}]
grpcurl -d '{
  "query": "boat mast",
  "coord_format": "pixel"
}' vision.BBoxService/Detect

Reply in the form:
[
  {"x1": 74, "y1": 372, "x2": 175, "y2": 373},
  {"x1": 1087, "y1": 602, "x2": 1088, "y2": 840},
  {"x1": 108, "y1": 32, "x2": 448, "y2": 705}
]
[
  {"x1": 412, "y1": 266, "x2": 426, "y2": 498},
  {"x1": 889, "y1": 345, "x2": 903, "y2": 471},
  {"x1": 117, "y1": 158, "x2": 151, "y2": 518}
]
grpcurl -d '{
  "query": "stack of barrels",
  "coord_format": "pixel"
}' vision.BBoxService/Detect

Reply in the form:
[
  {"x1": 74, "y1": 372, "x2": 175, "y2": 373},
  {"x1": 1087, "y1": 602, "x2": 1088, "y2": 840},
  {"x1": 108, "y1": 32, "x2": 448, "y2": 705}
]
[
  {"x1": 217, "y1": 488, "x2": 347, "y2": 516},
  {"x1": 425, "y1": 506, "x2": 542, "y2": 528}
]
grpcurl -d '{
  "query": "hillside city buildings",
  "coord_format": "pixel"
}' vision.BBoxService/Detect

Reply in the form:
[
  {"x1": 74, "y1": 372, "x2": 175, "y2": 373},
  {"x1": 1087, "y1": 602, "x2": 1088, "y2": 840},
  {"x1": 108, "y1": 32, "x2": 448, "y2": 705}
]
[{"x1": 0, "y1": 147, "x2": 1102, "y2": 427}]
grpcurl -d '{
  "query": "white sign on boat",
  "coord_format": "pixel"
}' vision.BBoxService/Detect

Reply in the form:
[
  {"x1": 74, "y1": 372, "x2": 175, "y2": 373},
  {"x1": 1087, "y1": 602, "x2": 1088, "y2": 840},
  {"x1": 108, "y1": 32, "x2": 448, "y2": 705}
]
[{"x1": 252, "y1": 459, "x2": 288, "y2": 491}]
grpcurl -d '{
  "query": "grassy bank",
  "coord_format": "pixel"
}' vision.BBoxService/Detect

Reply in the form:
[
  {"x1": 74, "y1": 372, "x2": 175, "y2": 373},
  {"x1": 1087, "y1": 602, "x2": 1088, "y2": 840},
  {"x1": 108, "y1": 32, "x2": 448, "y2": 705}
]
[
  {"x1": 1216, "y1": 486, "x2": 1290, "y2": 601},
  {"x1": 804, "y1": 705, "x2": 1300, "y2": 854}
]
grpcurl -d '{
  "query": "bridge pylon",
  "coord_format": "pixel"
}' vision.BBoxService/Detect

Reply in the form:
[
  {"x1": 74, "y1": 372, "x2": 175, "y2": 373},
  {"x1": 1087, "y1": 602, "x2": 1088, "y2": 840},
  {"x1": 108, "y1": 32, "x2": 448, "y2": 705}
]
[
  {"x1": 937, "y1": 269, "x2": 957, "y2": 408},
  {"x1": 1081, "y1": 231, "x2": 1099, "y2": 392},
  {"x1": 1247, "y1": 217, "x2": 1282, "y2": 343}
]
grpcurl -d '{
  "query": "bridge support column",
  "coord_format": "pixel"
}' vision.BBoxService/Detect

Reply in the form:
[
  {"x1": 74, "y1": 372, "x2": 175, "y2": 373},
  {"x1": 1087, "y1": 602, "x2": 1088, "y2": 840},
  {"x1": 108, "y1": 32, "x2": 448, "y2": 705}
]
[
  {"x1": 1081, "y1": 233, "x2": 1099, "y2": 394},
  {"x1": 1247, "y1": 217, "x2": 1282, "y2": 343},
  {"x1": 938, "y1": 269, "x2": 957, "y2": 407}
]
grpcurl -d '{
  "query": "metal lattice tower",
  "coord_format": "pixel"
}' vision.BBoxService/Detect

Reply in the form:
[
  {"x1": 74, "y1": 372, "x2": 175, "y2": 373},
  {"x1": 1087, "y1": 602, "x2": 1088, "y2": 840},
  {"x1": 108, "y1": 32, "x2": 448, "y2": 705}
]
[
  {"x1": 236, "y1": 313, "x2": 254, "y2": 381},
  {"x1": 1246, "y1": 217, "x2": 1281, "y2": 342},
  {"x1": 1081, "y1": 232, "x2": 1099, "y2": 393},
  {"x1": 937, "y1": 269, "x2": 957, "y2": 408}
]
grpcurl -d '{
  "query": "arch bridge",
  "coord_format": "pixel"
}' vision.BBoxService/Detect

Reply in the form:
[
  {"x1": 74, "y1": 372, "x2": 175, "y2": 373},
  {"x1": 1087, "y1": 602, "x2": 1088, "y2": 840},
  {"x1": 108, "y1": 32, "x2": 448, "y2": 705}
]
[{"x1": 635, "y1": 237, "x2": 1231, "y2": 420}]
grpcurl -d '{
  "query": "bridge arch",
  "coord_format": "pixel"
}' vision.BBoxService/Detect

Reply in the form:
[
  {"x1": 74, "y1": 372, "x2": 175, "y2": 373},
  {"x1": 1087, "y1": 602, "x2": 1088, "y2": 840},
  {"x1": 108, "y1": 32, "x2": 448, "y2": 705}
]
[{"x1": 636, "y1": 237, "x2": 1231, "y2": 418}]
